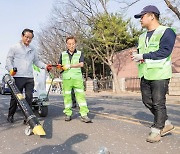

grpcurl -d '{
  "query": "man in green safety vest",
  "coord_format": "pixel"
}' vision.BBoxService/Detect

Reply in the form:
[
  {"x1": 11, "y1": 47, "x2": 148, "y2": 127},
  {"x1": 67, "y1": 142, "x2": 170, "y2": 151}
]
[
  {"x1": 58, "y1": 36, "x2": 91, "y2": 123},
  {"x1": 132, "y1": 5, "x2": 176, "y2": 143}
]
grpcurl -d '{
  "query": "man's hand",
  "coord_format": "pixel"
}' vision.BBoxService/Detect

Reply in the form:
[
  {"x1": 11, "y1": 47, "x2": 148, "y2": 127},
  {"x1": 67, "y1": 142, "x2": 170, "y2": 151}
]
[
  {"x1": 46, "y1": 64, "x2": 52, "y2": 71},
  {"x1": 131, "y1": 54, "x2": 143, "y2": 62},
  {"x1": 62, "y1": 64, "x2": 71, "y2": 71},
  {"x1": 56, "y1": 64, "x2": 63, "y2": 70},
  {"x1": 10, "y1": 67, "x2": 17, "y2": 76}
]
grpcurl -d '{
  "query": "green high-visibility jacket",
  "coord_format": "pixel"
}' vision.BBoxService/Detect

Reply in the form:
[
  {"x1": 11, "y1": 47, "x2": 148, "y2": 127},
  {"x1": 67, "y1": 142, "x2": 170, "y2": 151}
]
[
  {"x1": 62, "y1": 50, "x2": 83, "y2": 80},
  {"x1": 138, "y1": 25, "x2": 173, "y2": 80}
]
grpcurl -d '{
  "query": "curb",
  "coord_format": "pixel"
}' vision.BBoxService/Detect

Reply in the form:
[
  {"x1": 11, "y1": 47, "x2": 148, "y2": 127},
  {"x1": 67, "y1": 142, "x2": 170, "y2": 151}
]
[{"x1": 86, "y1": 93, "x2": 180, "y2": 105}]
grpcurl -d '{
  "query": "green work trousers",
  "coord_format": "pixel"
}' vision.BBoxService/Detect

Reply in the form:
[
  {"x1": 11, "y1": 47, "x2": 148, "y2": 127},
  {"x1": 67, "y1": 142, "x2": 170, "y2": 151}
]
[{"x1": 62, "y1": 78, "x2": 89, "y2": 116}]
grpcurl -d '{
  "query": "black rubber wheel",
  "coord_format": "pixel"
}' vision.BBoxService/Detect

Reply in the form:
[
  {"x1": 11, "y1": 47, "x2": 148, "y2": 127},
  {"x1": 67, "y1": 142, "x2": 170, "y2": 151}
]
[
  {"x1": 33, "y1": 105, "x2": 39, "y2": 110},
  {"x1": 38, "y1": 106, "x2": 48, "y2": 117}
]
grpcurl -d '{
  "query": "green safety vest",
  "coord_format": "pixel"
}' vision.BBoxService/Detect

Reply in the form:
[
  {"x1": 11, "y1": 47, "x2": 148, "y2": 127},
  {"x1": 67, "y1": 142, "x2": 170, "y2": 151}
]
[
  {"x1": 33, "y1": 64, "x2": 40, "y2": 72},
  {"x1": 62, "y1": 50, "x2": 83, "y2": 80},
  {"x1": 138, "y1": 25, "x2": 174, "y2": 80}
]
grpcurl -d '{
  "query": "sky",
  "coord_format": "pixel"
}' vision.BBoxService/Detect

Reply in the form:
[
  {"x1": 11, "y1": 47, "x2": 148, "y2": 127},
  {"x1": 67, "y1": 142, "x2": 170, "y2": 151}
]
[{"x1": 0, "y1": 0, "x2": 179, "y2": 79}]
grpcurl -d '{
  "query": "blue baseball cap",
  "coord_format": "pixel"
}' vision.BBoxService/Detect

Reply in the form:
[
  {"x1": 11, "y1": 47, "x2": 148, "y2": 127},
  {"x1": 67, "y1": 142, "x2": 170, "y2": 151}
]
[{"x1": 134, "y1": 5, "x2": 160, "y2": 18}]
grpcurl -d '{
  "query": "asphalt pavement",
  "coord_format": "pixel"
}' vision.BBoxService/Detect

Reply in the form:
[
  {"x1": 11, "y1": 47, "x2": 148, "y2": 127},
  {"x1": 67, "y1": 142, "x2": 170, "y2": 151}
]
[{"x1": 0, "y1": 92, "x2": 179, "y2": 154}]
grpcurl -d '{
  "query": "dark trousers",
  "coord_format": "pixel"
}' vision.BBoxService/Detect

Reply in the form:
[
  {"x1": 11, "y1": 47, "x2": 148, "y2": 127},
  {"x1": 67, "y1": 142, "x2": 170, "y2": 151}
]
[
  {"x1": 71, "y1": 88, "x2": 77, "y2": 108},
  {"x1": 140, "y1": 77, "x2": 169, "y2": 129},
  {"x1": 8, "y1": 77, "x2": 34, "y2": 117}
]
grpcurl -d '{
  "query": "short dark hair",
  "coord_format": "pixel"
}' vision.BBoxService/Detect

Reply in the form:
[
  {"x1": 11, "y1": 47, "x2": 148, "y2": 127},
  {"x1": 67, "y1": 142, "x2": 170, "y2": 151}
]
[
  {"x1": 22, "y1": 28, "x2": 34, "y2": 38},
  {"x1": 153, "y1": 13, "x2": 160, "y2": 20},
  {"x1": 66, "y1": 36, "x2": 77, "y2": 43}
]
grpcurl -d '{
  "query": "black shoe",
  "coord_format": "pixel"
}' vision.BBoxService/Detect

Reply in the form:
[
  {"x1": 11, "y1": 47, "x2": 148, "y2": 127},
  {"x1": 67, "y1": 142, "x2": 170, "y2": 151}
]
[
  {"x1": 65, "y1": 115, "x2": 71, "y2": 121},
  {"x1": 7, "y1": 116, "x2": 14, "y2": 123}
]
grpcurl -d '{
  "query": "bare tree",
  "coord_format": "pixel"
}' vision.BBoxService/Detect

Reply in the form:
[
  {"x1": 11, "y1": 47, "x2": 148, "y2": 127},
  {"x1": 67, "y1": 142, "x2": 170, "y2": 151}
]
[
  {"x1": 114, "y1": 0, "x2": 180, "y2": 20},
  {"x1": 164, "y1": 0, "x2": 180, "y2": 20},
  {"x1": 37, "y1": 25, "x2": 67, "y2": 77},
  {"x1": 54, "y1": 0, "x2": 139, "y2": 92},
  {"x1": 37, "y1": 0, "x2": 139, "y2": 92}
]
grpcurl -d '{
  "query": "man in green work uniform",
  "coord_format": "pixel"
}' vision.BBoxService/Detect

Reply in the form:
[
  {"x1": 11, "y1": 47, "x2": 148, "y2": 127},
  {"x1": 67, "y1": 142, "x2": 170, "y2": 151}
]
[
  {"x1": 58, "y1": 36, "x2": 91, "y2": 123},
  {"x1": 132, "y1": 5, "x2": 176, "y2": 143}
]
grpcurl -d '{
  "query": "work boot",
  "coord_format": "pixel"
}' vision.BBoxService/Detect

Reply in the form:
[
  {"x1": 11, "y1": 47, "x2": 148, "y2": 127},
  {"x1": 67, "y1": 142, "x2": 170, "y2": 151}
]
[
  {"x1": 7, "y1": 115, "x2": 14, "y2": 123},
  {"x1": 146, "y1": 132, "x2": 161, "y2": 143},
  {"x1": 80, "y1": 115, "x2": 92, "y2": 123},
  {"x1": 146, "y1": 128, "x2": 161, "y2": 143},
  {"x1": 161, "y1": 124, "x2": 174, "y2": 137},
  {"x1": 65, "y1": 115, "x2": 71, "y2": 121}
]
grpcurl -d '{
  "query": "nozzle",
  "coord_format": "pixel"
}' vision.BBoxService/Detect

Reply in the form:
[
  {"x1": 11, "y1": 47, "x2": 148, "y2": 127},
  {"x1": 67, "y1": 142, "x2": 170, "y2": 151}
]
[{"x1": 32, "y1": 125, "x2": 46, "y2": 136}]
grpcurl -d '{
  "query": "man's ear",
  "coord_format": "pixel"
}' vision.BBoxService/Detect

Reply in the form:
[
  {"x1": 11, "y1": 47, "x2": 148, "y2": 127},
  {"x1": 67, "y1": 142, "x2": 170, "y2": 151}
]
[{"x1": 151, "y1": 14, "x2": 155, "y2": 20}]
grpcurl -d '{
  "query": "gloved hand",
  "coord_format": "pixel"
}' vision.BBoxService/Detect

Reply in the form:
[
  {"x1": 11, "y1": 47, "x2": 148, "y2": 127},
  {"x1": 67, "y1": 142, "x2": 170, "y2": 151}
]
[
  {"x1": 56, "y1": 64, "x2": 63, "y2": 70},
  {"x1": 46, "y1": 64, "x2": 52, "y2": 71},
  {"x1": 62, "y1": 64, "x2": 71, "y2": 71},
  {"x1": 10, "y1": 67, "x2": 17, "y2": 76},
  {"x1": 132, "y1": 54, "x2": 143, "y2": 62}
]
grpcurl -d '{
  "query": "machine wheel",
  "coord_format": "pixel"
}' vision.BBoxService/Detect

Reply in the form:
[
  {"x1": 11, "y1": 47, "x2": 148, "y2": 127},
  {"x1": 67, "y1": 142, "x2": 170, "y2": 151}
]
[
  {"x1": 38, "y1": 106, "x2": 48, "y2": 117},
  {"x1": 33, "y1": 105, "x2": 39, "y2": 110},
  {"x1": 32, "y1": 99, "x2": 39, "y2": 110},
  {"x1": 25, "y1": 126, "x2": 32, "y2": 136}
]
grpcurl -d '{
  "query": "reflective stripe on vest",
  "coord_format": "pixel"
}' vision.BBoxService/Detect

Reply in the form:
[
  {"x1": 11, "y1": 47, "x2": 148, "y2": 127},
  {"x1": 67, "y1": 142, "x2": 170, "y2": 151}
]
[{"x1": 145, "y1": 58, "x2": 171, "y2": 68}]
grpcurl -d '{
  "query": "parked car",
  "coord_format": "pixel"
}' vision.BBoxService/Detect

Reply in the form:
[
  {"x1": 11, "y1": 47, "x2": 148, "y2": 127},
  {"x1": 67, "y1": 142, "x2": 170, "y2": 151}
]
[{"x1": 0, "y1": 75, "x2": 11, "y2": 95}]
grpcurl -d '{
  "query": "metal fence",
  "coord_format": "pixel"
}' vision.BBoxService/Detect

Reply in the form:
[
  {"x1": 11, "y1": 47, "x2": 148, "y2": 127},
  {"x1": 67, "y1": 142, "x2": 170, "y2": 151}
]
[
  {"x1": 91, "y1": 77, "x2": 140, "y2": 92},
  {"x1": 125, "y1": 77, "x2": 140, "y2": 92},
  {"x1": 98, "y1": 79, "x2": 113, "y2": 91}
]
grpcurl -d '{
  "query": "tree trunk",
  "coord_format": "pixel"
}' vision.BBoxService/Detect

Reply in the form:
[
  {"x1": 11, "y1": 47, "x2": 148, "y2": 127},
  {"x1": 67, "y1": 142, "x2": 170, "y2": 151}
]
[
  {"x1": 85, "y1": 67, "x2": 88, "y2": 80},
  {"x1": 110, "y1": 65, "x2": 121, "y2": 93},
  {"x1": 84, "y1": 63, "x2": 89, "y2": 81}
]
